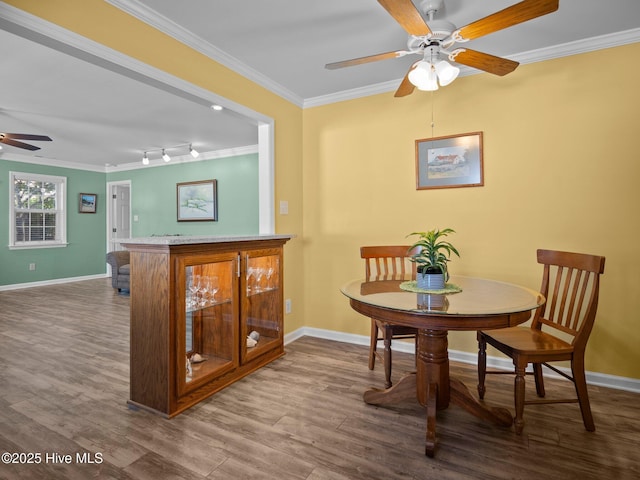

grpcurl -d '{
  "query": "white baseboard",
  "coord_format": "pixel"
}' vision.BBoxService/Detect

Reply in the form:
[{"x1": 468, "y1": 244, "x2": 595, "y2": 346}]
[
  {"x1": 285, "y1": 327, "x2": 640, "y2": 394},
  {"x1": 0, "y1": 273, "x2": 109, "y2": 291}
]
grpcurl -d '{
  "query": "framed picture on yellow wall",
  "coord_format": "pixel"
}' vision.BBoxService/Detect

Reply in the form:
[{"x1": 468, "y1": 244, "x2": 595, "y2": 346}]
[{"x1": 415, "y1": 131, "x2": 483, "y2": 190}]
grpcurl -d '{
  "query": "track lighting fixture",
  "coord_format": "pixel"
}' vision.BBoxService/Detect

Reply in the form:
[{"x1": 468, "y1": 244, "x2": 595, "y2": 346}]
[{"x1": 140, "y1": 143, "x2": 202, "y2": 165}]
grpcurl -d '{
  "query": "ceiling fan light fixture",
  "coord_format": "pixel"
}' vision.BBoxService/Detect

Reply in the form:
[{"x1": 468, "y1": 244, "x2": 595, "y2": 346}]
[
  {"x1": 189, "y1": 144, "x2": 199, "y2": 158},
  {"x1": 408, "y1": 61, "x2": 439, "y2": 91},
  {"x1": 162, "y1": 149, "x2": 171, "y2": 162},
  {"x1": 434, "y1": 60, "x2": 460, "y2": 86}
]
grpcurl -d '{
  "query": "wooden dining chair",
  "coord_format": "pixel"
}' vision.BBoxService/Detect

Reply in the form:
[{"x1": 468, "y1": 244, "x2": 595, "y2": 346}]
[
  {"x1": 361, "y1": 245, "x2": 418, "y2": 388},
  {"x1": 477, "y1": 249, "x2": 606, "y2": 434}
]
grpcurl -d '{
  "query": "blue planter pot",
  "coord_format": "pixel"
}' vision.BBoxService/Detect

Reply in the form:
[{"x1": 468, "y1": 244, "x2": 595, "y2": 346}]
[{"x1": 417, "y1": 272, "x2": 445, "y2": 290}]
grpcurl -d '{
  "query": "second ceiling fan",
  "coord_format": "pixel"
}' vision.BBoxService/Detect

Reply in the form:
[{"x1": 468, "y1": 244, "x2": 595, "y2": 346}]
[
  {"x1": 0, "y1": 132, "x2": 52, "y2": 151},
  {"x1": 326, "y1": 0, "x2": 560, "y2": 97}
]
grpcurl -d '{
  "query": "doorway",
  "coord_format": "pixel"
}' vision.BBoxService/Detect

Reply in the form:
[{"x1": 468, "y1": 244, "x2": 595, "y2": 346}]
[{"x1": 106, "y1": 181, "x2": 132, "y2": 254}]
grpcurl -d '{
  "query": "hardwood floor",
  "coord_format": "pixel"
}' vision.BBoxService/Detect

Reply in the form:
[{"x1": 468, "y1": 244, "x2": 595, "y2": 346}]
[{"x1": 0, "y1": 278, "x2": 638, "y2": 479}]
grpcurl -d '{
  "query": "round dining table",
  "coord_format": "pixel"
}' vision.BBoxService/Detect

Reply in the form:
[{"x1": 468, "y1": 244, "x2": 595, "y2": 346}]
[{"x1": 341, "y1": 275, "x2": 544, "y2": 457}]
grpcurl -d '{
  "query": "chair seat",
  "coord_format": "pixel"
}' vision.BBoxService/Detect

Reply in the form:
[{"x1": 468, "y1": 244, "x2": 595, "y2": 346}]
[
  {"x1": 119, "y1": 264, "x2": 130, "y2": 275},
  {"x1": 483, "y1": 326, "x2": 573, "y2": 357}
]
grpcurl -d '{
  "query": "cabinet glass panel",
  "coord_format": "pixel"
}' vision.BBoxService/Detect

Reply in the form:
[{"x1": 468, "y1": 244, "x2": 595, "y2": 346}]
[
  {"x1": 183, "y1": 258, "x2": 236, "y2": 389},
  {"x1": 243, "y1": 252, "x2": 281, "y2": 362}
]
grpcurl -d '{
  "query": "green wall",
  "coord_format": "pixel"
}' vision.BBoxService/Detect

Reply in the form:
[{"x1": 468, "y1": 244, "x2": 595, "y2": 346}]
[
  {"x1": 0, "y1": 159, "x2": 107, "y2": 286},
  {"x1": 1, "y1": 152, "x2": 259, "y2": 287},
  {"x1": 107, "y1": 153, "x2": 258, "y2": 237}
]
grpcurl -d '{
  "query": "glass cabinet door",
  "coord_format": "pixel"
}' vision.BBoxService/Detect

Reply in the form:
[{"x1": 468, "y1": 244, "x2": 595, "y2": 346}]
[
  {"x1": 241, "y1": 249, "x2": 282, "y2": 363},
  {"x1": 177, "y1": 252, "x2": 239, "y2": 396}
]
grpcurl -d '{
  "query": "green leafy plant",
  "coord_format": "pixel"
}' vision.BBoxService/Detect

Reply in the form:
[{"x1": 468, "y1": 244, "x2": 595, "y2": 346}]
[{"x1": 407, "y1": 228, "x2": 460, "y2": 277}]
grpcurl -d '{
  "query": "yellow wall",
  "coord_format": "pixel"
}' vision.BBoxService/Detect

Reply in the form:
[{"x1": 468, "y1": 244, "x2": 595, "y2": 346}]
[
  {"x1": 11, "y1": 0, "x2": 640, "y2": 380},
  {"x1": 303, "y1": 43, "x2": 640, "y2": 379}
]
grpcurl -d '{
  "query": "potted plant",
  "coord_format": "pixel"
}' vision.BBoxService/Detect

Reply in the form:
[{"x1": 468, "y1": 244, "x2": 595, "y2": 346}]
[{"x1": 407, "y1": 228, "x2": 460, "y2": 290}]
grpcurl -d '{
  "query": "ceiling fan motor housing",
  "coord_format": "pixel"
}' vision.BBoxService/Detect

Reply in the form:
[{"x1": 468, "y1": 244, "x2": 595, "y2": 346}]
[
  {"x1": 419, "y1": 0, "x2": 444, "y2": 16},
  {"x1": 407, "y1": 17, "x2": 455, "y2": 58}
]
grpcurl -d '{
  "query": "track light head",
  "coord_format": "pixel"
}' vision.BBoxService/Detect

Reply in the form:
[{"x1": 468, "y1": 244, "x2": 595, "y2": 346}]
[
  {"x1": 142, "y1": 152, "x2": 149, "y2": 165},
  {"x1": 162, "y1": 149, "x2": 171, "y2": 162},
  {"x1": 189, "y1": 144, "x2": 199, "y2": 158}
]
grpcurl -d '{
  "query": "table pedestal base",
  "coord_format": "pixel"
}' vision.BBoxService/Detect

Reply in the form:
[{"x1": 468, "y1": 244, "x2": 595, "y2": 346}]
[{"x1": 363, "y1": 329, "x2": 513, "y2": 457}]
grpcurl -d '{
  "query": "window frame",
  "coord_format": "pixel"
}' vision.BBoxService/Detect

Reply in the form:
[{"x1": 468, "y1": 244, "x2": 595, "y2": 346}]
[{"x1": 9, "y1": 171, "x2": 68, "y2": 250}]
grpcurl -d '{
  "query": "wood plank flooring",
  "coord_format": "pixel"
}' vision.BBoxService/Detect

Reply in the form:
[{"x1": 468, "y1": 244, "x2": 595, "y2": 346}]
[{"x1": 0, "y1": 278, "x2": 638, "y2": 479}]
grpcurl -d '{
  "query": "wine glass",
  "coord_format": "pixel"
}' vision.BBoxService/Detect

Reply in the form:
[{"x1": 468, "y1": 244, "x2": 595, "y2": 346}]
[
  {"x1": 188, "y1": 274, "x2": 201, "y2": 309},
  {"x1": 199, "y1": 276, "x2": 210, "y2": 307},
  {"x1": 255, "y1": 267, "x2": 264, "y2": 293},
  {"x1": 266, "y1": 267, "x2": 274, "y2": 290},
  {"x1": 209, "y1": 276, "x2": 219, "y2": 303},
  {"x1": 246, "y1": 267, "x2": 255, "y2": 295}
]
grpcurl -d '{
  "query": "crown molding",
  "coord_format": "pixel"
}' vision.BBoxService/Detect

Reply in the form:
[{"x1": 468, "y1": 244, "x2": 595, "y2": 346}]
[
  {"x1": 105, "y1": 0, "x2": 305, "y2": 107},
  {"x1": 512, "y1": 27, "x2": 640, "y2": 64}
]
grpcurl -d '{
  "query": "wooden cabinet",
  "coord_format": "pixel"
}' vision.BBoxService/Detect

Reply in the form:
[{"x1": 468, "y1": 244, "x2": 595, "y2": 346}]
[{"x1": 123, "y1": 235, "x2": 291, "y2": 417}]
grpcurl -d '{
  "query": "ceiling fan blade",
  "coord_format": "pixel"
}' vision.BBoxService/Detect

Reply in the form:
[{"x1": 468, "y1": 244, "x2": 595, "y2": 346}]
[
  {"x1": 394, "y1": 65, "x2": 417, "y2": 97},
  {"x1": 378, "y1": 0, "x2": 431, "y2": 36},
  {"x1": 451, "y1": 48, "x2": 519, "y2": 76},
  {"x1": 2, "y1": 133, "x2": 52, "y2": 141},
  {"x1": 0, "y1": 137, "x2": 41, "y2": 151},
  {"x1": 325, "y1": 50, "x2": 411, "y2": 70},
  {"x1": 455, "y1": 0, "x2": 559, "y2": 42}
]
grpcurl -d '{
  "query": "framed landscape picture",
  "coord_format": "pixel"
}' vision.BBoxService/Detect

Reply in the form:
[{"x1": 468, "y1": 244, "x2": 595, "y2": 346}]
[
  {"x1": 78, "y1": 193, "x2": 97, "y2": 213},
  {"x1": 415, "y1": 132, "x2": 484, "y2": 190},
  {"x1": 177, "y1": 179, "x2": 218, "y2": 222}
]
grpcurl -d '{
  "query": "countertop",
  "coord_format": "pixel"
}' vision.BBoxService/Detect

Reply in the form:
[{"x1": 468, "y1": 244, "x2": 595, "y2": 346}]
[{"x1": 119, "y1": 234, "x2": 294, "y2": 246}]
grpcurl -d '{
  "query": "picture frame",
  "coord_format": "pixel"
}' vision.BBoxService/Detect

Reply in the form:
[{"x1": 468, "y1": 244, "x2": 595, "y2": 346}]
[
  {"x1": 177, "y1": 179, "x2": 218, "y2": 222},
  {"x1": 415, "y1": 131, "x2": 484, "y2": 190},
  {"x1": 78, "y1": 193, "x2": 97, "y2": 213}
]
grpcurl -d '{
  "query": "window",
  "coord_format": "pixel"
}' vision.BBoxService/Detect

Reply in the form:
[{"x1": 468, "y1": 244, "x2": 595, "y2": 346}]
[{"x1": 9, "y1": 171, "x2": 67, "y2": 249}]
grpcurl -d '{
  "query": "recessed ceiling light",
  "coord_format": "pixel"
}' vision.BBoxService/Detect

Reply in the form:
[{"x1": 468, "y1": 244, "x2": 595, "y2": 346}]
[{"x1": 211, "y1": 104, "x2": 223, "y2": 111}]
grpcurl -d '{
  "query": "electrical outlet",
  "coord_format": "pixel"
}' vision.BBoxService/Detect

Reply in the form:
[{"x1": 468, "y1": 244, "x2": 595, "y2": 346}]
[
  {"x1": 285, "y1": 299, "x2": 292, "y2": 314},
  {"x1": 29, "y1": 263, "x2": 36, "y2": 271}
]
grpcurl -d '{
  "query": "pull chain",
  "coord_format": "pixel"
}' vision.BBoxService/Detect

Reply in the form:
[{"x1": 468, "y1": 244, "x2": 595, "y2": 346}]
[{"x1": 430, "y1": 90, "x2": 435, "y2": 138}]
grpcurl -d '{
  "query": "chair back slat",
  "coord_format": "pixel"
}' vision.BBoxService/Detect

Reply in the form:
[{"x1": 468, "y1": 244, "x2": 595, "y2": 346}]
[
  {"x1": 533, "y1": 249, "x2": 605, "y2": 350},
  {"x1": 361, "y1": 245, "x2": 417, "y2": 281}
]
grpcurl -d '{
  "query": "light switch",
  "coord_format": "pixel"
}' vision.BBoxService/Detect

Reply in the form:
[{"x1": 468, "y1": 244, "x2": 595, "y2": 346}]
[
  {"x1": 133, "y1": 215, "x2": 139, "y2": 222},
  {"x1": 279, "y1": 200, "x2": 289, "y2": 215}
]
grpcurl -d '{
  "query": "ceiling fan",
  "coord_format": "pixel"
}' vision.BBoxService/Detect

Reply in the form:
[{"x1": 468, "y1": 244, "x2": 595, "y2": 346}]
[
  {"x1": 325, "y1": 0, "x2": 560, "y2": 97},
  {"x1": 0, "y1": 132, "x2": 52, "y2": 151}
]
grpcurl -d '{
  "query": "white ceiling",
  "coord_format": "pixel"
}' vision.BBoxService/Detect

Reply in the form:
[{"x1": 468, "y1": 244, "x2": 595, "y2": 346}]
[{"x1": 1, "y1": 0, "x2": 640, "y2": 170}]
